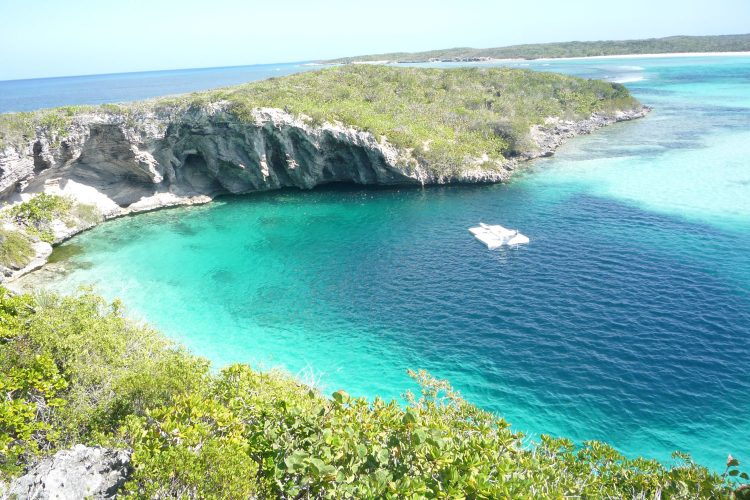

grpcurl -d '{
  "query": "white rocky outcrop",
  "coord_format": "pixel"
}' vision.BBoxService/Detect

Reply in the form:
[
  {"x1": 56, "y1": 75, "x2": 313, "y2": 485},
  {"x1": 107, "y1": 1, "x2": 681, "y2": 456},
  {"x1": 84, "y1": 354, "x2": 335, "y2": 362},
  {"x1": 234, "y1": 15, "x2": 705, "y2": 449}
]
[{"x1": 1, "y1": 445, "x2": 131, "y2": 499}]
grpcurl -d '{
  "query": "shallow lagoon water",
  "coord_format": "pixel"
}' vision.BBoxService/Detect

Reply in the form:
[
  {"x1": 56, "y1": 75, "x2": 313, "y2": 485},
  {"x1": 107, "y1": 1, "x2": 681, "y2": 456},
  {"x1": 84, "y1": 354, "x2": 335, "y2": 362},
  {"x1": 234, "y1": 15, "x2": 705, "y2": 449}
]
[{"x1": 24, "y1": 55, "x2": 750, "y2": 468}]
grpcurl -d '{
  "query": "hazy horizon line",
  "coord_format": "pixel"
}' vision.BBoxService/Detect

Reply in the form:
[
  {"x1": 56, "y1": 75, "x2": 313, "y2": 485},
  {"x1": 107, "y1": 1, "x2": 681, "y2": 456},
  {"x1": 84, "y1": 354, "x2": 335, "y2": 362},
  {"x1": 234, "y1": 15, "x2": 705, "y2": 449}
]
[{"x1": 3, "y1": 31, "x2": 748, "y2": 83}]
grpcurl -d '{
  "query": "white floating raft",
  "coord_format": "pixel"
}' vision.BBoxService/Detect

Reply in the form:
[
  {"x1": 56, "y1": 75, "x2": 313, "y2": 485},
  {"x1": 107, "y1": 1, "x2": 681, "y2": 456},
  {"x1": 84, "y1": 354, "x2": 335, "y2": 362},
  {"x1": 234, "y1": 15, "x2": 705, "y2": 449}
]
[{"x1": 469, "y1": 222, "x2": 529, "y2": 249}]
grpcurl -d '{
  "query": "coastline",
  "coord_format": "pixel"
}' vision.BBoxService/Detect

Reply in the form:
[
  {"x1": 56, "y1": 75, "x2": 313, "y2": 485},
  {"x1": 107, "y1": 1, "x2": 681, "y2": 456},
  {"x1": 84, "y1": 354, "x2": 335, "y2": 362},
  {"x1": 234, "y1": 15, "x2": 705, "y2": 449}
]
[
  {"x1": 335, "y1": 51, "x2": 750, "y2": 65},
  {"x1": 525, "y1": 51, "x2": 750, "y2": 62},
  {"x1": 3, "y1": 106, "x2": 649, "y2": 286},
  {"x1": 0, "y1": 65, "x2": 648, "y2": 283}
]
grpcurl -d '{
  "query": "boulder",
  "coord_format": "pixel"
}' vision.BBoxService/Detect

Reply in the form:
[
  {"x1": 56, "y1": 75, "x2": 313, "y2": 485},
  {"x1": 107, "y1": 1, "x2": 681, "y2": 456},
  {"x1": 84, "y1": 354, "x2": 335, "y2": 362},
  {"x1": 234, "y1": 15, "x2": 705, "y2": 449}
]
[{"x1": 3, "y1": 445, "x2": 132, "y2": 499}]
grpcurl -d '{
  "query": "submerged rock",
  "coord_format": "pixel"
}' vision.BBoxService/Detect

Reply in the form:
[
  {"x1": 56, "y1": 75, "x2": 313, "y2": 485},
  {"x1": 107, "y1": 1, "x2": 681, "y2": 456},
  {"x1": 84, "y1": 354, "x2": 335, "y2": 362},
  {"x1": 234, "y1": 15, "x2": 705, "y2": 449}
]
[{"x1": 2, "y1": 445, "x2": 132, "y2": 499}]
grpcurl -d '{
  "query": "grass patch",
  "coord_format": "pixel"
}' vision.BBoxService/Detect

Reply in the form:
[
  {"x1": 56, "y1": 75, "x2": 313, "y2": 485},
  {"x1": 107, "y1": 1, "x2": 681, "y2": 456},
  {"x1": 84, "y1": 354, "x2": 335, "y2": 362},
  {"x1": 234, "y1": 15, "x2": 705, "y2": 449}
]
[
  {"x1": 0, "y1": 229, "x2": 34, "y2": 269},
  {"x1": 70, "y1": 202, "x2": 104, "y2": 226},
  {"x1": 0, "y1": 105, "x2": 103, "y2": 150}
]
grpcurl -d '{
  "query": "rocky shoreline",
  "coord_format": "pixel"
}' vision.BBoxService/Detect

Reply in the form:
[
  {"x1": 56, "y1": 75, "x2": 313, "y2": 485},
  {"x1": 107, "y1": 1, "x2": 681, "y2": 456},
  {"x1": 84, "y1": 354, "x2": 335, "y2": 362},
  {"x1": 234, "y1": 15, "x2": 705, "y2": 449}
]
[{"x1": 0, "y1": 104, "x2": 649, "y2": 282}]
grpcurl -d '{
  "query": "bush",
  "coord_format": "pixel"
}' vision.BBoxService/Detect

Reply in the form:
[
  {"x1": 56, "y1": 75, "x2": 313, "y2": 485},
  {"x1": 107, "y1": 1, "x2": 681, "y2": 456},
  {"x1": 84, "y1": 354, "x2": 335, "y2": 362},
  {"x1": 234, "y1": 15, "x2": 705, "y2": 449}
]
[
  {"x1": 0, "y1": 288, "x2": 208, "y2": 476},
  {"x1": 7, "y1": 194, "x2": 73, "y2": 243},
  {"x1": 4, "y1": 194, "x2": 100, "y2": 243},
  {"x1": 0, "y1": 229, "x2": 34, "y2": 270}
]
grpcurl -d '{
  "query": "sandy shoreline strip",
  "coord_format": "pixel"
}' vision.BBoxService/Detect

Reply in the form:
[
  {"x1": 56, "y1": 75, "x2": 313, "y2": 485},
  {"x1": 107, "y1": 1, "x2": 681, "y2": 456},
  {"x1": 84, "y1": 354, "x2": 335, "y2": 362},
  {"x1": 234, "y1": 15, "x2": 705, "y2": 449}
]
[
  {"x1": 463, "y1": 52, "x2": 750, "y2": 64},
  {"x1": 330, "y1": 51, "x2": 750, "y2": 65},
  {"x1": 527, "y1": 51, "x2": 750, "y2": 62}
]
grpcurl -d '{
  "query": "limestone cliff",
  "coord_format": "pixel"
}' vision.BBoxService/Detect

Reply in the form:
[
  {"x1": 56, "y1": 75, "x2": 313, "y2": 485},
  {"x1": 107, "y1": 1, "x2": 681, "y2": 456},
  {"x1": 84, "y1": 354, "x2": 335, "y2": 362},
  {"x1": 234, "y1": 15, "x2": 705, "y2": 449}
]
[
  {"x1": 0, "y1": 102, "x2": 648, "y2": 281},
  {"x1": 1, "y1": 106, "x2": 427, "y2": 216},
  {"x1": 1, "y1": 445, "x2": 131, "y2": 499},
  {"x1": 0, "y1": 104, "x2": 647, "y2": 213}
]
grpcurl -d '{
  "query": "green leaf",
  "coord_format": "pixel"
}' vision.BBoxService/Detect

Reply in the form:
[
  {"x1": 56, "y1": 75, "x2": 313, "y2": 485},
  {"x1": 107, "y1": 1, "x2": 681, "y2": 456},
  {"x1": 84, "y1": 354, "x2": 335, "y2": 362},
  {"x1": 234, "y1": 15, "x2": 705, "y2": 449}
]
[
  {"x1": 309, "y1": 457, "x2": 326, "y2": 475},
  {"x1": 284, "y1": 456, "x2": 298, "y2": 470},
  {"x1": 320, "y1": 464, "x2": 336, "y2": 476},
  {"x1": 402, "y1": 409, "x2": 417, "y2": 425},
  {"x1": 332, "y1": 390, "x2": 349, "y2": 404},
  {"x1": 414, "y1": 429, "x2": 428, "y2": 445}
]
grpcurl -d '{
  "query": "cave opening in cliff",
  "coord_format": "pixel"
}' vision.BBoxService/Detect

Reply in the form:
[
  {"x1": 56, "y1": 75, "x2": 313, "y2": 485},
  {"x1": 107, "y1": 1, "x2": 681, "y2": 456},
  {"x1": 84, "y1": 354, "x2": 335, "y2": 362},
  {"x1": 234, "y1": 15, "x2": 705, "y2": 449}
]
[{"x1": 181, "y1": 152, "x2": 222, "y2": 192}]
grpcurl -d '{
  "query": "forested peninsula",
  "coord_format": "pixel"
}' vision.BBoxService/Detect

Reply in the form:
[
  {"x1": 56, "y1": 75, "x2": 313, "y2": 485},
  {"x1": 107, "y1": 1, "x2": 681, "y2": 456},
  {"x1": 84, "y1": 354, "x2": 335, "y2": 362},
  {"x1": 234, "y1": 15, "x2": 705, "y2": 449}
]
[{"x1": 323, "y1": 33, "x2": 750, "y2": 64}]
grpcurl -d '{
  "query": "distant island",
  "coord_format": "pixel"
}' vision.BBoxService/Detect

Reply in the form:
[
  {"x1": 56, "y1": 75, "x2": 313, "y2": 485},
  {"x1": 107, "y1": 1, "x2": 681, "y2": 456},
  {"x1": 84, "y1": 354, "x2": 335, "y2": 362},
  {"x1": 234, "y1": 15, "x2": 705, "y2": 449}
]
[{"x1": 322, "y1": 33, "x2": 750, "y2": 64}]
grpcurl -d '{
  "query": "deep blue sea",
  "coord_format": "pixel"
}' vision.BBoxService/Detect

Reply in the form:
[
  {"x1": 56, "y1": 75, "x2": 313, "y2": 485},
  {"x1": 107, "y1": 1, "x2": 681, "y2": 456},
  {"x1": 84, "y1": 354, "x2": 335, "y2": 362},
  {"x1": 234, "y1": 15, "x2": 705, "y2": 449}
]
[
  {"x1": 0, "y1": 62, "x2": 315, "y2": 113},
  {"x1": 12, "y1": 56, "x2": 750, "y2": 470}
]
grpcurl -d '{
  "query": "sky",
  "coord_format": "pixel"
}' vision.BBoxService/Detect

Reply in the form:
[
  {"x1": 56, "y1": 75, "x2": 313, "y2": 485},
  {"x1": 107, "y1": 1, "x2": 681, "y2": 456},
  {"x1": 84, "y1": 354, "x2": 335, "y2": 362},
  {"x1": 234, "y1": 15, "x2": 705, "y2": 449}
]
[{"x1": 1, "y1": 0, "x2": 748, "y2": 81}]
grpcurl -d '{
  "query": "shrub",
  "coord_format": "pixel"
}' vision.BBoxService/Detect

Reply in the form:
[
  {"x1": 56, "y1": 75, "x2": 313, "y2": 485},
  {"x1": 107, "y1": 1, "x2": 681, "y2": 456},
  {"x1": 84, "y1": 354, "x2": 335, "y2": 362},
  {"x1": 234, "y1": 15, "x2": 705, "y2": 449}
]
[
  {"x1": 7, "y1": 194, "x2": 73, "y2": 242},
  {"x1": 0, "y1": 288, "x2": 208, "y2": 476},
  {"x1": 4, "y1": 194, "x2": 100, "y2": 243},
  {"x1": 0, "y1": 354, "x2": 68, "y2": 476}
]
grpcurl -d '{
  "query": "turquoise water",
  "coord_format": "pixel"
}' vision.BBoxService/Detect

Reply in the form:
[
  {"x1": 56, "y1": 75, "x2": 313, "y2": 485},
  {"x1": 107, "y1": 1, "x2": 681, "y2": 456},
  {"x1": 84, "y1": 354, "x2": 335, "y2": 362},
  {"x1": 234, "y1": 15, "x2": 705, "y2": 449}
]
[{"x1": 29, "y1": 56, "x2": 750, "y2": 469}]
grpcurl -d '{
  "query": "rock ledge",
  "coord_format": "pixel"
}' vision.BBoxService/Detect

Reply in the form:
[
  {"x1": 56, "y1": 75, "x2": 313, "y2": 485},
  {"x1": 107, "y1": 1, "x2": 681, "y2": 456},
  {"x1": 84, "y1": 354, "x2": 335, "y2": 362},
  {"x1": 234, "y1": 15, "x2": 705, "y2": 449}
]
[{"x1": 2, "y1": 445, "x2": 132, "y2": 500}]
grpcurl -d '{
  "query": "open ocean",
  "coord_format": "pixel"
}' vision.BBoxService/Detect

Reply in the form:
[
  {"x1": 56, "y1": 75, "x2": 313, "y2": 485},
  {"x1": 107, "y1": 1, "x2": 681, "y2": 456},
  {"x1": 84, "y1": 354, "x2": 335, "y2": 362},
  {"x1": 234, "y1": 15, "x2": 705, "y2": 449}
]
[{"x1": 12, "y1": 55, "x2": 750, "y2": 470}]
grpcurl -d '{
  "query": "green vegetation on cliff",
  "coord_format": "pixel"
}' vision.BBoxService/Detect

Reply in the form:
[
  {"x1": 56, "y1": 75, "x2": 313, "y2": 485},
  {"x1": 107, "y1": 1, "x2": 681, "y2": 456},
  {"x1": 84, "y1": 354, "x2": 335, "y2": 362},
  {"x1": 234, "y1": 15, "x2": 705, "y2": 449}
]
[
  {"x1": 1, "y1": 66, "x2": 640, "y2": 177},
  {"x1": 1, "y1": 288, "x2": 748, "y2": 498},
  {"x1": 185, "y1": 66, "x2": 638, "y2": 174},
  {"x1": 0, "y1": 105, "x2": 93, "y2": 150},
  {"x1": 7, "y1": 193, "x2": 74, "y2": 243},
  {"x1": 324, "y1": 33, "x2": 750, "y2": 63},
  {"x1": 0, "y1": 230, "x2": 34, "y2": 270},
  {"x1": 0, "y1": 194, "x2": 102, "y2": 271}
]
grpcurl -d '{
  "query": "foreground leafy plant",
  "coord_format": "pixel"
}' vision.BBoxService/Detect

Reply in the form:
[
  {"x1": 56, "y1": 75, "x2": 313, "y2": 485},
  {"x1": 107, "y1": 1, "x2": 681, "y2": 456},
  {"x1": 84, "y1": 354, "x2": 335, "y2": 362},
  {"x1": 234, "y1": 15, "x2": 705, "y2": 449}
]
[
  {"x1": 0, "y1": 288, "x2": 746, "y2": 498},
  {"x1": 0, "y1": 287, "x2": 208, "y2": 476}
]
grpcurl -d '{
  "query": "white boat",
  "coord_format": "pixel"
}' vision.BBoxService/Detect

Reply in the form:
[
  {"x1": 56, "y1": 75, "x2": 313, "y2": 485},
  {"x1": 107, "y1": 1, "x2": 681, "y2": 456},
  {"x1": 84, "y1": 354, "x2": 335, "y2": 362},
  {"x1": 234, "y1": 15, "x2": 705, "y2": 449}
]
[{"x1": 469, "y1": 222, "x2": 529, "y2": 249}]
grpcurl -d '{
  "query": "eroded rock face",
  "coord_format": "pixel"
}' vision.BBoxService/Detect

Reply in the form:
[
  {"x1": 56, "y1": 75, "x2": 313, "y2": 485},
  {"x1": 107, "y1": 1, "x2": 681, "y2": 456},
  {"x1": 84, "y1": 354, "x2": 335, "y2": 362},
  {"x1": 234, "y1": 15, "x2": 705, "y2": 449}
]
[
  {"x1": 2, "y1": 445, "x2": 132, "y2": 499},
  {"x1": 0, "y1": 106, "x2": 443, "y2": 216},
  {"x1": 0, "y1": 104, "x2": 649, "y2": 217}
]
